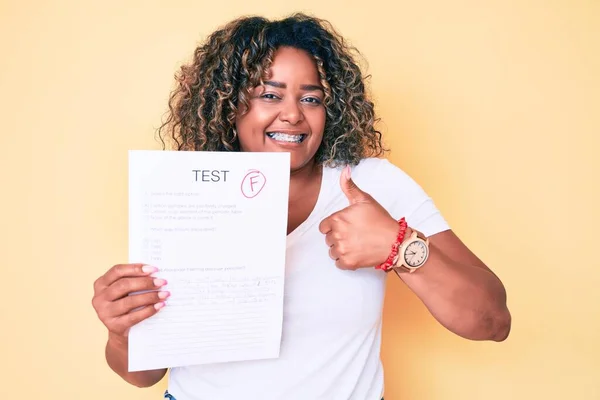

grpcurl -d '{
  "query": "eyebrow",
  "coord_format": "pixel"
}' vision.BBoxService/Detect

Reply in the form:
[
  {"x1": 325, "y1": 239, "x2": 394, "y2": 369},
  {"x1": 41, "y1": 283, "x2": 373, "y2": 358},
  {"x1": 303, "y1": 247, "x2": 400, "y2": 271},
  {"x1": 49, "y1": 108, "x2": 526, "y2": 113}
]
[{"x1": 263, "y1": 80, "x2": 323, "y2": 92}]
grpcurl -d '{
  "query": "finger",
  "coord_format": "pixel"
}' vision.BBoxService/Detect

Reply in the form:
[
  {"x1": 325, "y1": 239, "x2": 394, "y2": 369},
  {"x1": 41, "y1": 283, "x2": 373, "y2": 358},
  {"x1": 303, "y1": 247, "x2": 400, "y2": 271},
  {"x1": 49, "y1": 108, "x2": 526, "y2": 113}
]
[
  {"x1": 335, "y1": 257, "x2": 354, "y2": 270},
  {"x1": 319, "y1": 209, "x2": 347, "y2": 234},
  {"x1": 329, "y1": 245, "x2": 340, "y2": 260},
  {"x1": 319, "y1": 217, "x2": 332, "y2": 234},
  {"x1": 109, "y1": 290, "x2": 171, "y2": 317},
  {"x1": 325, "y1": 231, "x2": 344, "y2": 247},
  {"x1": 114, "y1": 302, "x2": 165, "y2": 333},
  {"x1": 325, "y1": 233, "x2": 335, "y2": 247},
  {"x1": 335, "y1": 259, "x2": 348, "y2": 270},
  {"x1": 103, "y1": 276, "x2": 167, "y2": 302},
  {"x1": 339, "y1": 165, "x2": 369, "y2": 204},
  {"x1": 100, "y1": 264, "x2": 158, "y2": 288}
]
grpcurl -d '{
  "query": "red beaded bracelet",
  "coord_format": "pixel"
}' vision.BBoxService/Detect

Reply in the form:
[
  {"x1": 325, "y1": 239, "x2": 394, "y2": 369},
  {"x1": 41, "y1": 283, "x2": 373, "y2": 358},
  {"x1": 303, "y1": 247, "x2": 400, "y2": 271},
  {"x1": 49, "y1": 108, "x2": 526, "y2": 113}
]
[{"x1": 376, "y1": 217, "x2": 408, "y2": 271}]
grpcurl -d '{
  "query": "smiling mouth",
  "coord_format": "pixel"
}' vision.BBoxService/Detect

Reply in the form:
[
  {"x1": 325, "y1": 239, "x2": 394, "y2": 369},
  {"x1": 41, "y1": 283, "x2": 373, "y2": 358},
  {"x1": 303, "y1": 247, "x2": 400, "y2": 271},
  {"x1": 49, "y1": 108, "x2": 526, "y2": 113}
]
[{"x1": 266, "y1": 132, "x2": 307, "y2": 144}]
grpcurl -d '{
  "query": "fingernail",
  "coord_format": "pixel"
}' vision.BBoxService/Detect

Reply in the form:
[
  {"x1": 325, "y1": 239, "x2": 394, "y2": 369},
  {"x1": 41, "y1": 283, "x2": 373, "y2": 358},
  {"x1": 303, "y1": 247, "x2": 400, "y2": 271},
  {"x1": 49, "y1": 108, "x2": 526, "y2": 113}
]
[
  {"x1": 158, "y1": 291, "x2": 170, "y2": 299},
  {"x1": 154, "y1": 302, "x2": 165, "y2": 310},
  {"x1": 345, "y1": 165, "x2": 351, "y2": 179},
  {"x1": 142, "y1": 265, "x2": 158, "y2": 274},
  {"x1": 153, "y1": 278, "x2": 167, "y2": 287}
]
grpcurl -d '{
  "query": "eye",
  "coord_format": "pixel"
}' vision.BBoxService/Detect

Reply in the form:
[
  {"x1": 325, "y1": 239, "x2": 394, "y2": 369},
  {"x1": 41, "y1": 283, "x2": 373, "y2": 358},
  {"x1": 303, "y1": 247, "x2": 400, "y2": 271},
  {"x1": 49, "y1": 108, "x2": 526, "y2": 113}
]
[
  {"x1": 301, "y1": 97, "x2": 322, "y2": 105},
  {"x1": 260, "y1": 93, "x2": 280, "y2": 100}
]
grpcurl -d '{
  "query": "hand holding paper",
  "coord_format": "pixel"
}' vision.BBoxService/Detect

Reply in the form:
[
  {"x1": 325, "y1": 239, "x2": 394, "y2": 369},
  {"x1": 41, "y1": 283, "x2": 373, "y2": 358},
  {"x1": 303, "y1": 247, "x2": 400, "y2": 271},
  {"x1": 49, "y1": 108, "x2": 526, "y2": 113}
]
[
  {"x1": 91, "y1": 262, "x2": 169, "y2": 353},
  {"x1": 127, "y1": 150, "x2": 290, "y2": 372}
]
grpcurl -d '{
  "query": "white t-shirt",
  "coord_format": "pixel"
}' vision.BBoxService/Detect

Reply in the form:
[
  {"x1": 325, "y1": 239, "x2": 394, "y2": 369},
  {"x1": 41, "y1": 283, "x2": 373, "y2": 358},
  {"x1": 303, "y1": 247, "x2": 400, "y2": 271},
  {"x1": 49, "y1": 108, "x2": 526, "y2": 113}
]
[{"x1": 167, "y1": 157, "x2": 450, "y2": 400}]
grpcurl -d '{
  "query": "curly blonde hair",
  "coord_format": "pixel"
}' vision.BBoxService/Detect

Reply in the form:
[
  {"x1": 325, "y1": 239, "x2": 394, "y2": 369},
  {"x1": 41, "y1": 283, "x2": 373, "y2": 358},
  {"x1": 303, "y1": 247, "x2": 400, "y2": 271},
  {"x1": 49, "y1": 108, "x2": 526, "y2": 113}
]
[{"x1": 157, "y1": 13, "x2": 386, "y2": 166}]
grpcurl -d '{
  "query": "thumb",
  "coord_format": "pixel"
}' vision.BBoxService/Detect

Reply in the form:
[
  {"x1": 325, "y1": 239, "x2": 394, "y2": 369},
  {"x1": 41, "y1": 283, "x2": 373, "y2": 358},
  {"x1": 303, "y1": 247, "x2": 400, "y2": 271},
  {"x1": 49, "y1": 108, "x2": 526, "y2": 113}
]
[{"x1": 340, "y1": 165, "x2": 369, "y2": 203}]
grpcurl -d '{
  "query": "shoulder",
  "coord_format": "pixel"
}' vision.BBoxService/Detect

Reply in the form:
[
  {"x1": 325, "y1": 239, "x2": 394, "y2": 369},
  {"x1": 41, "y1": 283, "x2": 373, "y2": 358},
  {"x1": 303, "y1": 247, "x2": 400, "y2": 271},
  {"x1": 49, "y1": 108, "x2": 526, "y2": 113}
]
[
  {"x1": 348, "y1": 157, "x2": 420, "y2": 194},
  {"x1": 342, "y1": 157, "x2": 450, "y2": 236},
  {"x1": 351, "y1": 156, "x2": 394, "y2": 173}
]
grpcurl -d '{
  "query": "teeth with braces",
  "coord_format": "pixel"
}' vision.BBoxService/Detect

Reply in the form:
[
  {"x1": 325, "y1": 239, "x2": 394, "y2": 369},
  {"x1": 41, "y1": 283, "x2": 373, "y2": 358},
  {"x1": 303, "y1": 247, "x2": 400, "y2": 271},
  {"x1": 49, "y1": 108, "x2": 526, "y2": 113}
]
[{"x1": 267, "y1": 132, "x2": 305, "y2": 143}]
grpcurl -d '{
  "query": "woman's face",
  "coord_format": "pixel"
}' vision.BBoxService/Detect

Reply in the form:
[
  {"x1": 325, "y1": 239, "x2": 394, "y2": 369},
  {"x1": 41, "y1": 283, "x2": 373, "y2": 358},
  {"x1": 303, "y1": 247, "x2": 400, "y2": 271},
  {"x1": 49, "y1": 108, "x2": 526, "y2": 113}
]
[{"x1": 235, "y1": 46, "x2": 326, "y2": 172}]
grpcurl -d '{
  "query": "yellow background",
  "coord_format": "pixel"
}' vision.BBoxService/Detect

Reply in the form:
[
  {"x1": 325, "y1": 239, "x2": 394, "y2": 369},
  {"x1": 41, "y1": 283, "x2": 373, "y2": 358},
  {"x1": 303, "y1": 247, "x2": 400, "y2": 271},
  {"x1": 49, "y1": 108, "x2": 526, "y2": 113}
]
[{"x1": 2, "y1": 0, "x2": 599, "y2": 398}]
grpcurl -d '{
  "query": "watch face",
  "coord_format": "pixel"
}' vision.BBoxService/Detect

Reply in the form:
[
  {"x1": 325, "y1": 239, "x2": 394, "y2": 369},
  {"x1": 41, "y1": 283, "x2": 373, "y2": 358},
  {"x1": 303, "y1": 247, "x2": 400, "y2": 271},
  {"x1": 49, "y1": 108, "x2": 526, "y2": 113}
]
[{"x1": 404, "y1": 240, "x2": 428, "y2": 267}]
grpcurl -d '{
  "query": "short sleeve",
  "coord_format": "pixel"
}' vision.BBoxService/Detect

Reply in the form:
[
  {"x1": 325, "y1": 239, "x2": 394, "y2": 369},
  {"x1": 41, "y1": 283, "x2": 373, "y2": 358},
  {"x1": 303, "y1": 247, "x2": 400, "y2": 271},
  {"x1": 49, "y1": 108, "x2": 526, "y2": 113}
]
[
  {"x1": 404, "y1": 197, "x2": 450, "y2": 237},
  {"x1": 351, "y1": 158, "x2": 451, "y2": 237}
]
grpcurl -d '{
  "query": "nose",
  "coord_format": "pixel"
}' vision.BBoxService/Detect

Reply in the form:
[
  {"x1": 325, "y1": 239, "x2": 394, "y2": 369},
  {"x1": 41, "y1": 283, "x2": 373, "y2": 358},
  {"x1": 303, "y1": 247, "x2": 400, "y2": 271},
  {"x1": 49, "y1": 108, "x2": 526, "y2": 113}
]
[{"x1": 278, "y1": 98, "x2": 304, "y2": 125}]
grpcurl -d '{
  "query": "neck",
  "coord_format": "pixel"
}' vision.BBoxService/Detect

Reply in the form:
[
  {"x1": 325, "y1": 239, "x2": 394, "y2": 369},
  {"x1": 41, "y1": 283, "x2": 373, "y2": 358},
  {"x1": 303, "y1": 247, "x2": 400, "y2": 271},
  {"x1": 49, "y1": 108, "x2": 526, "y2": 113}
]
[{"x1": 289, "y1": 160, "x2": 321, "y2": 201}]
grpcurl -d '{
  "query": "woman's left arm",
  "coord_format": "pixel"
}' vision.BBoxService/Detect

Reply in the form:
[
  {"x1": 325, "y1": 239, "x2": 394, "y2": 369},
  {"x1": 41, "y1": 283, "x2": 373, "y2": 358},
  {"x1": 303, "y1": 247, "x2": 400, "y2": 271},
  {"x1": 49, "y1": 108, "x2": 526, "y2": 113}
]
[
  {"x1": 319, "y1": 166, "x2": 511, "y2": 342},
  {"x1": 392, "y1": 228, "x2": 511, "y2": 342}
]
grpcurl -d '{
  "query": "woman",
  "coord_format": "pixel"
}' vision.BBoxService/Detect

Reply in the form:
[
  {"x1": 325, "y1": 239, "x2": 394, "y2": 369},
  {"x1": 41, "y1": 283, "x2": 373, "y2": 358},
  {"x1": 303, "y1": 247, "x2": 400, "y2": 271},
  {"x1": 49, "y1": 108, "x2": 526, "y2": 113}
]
[{"x1": 91, "y1": 13, "x2": 511, "y2": 400}]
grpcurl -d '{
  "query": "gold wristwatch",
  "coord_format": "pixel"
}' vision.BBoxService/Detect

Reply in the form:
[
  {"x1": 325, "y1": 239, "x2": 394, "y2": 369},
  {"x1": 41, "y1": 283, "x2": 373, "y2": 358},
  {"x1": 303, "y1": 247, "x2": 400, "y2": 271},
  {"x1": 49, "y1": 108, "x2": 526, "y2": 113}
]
[{"x1": 391, "y1": 228, "x2": 430, "y2": 273}]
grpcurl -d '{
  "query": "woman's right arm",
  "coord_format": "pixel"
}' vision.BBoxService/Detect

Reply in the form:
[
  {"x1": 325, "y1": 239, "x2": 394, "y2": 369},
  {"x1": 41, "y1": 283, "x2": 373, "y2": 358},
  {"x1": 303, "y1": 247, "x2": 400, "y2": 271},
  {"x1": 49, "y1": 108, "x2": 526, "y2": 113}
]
[
  {"x1": 105, "y1": 332, "x2": 167, "y2": 387},
  {"x1": 92, "y1": 263, "x2": 170, "y2": 387}
]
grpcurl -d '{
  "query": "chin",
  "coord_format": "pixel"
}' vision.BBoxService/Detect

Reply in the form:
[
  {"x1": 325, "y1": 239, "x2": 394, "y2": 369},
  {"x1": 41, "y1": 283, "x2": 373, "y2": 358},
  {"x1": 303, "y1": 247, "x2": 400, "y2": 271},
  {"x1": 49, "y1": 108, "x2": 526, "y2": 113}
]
[{"x1": 239, "y1": 134, "x2": 321, "y2": 172}]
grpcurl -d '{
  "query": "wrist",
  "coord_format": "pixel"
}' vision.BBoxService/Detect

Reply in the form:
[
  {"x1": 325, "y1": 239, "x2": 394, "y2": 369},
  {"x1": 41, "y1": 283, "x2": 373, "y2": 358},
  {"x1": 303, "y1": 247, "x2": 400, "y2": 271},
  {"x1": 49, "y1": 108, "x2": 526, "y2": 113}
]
[
  {"x1": 108, "y1": 332, "x2": 129, "y2": 349},
  {"x1": 391, "y1": 227, "x2": 431, "y2": 274},
  {"x1": 376, "y1": 217, "x2": 409, "y2": 271}
]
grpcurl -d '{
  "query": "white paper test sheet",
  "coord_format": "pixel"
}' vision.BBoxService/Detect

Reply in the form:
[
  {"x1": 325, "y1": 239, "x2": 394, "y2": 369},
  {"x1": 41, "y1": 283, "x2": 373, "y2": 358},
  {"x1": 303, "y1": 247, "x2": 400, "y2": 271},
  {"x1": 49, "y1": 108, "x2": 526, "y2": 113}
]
[{"x1": 127, "y1": 150, "x2": 290, "y2": 372}]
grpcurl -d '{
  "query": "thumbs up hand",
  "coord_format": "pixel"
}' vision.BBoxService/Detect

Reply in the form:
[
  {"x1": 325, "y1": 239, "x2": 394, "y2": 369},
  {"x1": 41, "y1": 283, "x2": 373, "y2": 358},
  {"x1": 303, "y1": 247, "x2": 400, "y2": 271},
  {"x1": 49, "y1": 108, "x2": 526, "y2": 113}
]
[{"x1": 318, "y1": 166, "x2": 401, "y2": 270}]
